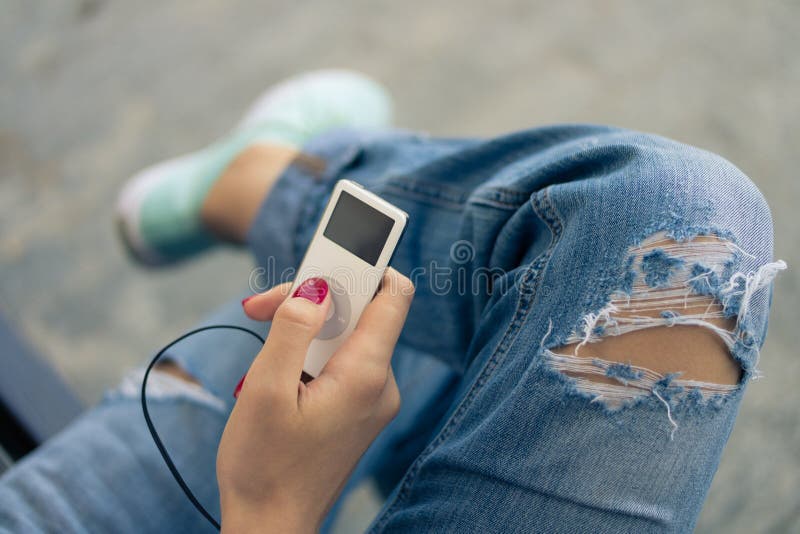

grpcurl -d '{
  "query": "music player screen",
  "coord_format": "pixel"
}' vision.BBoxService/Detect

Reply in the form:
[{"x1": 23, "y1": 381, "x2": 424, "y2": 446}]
[{"x1": 323, "y1": 191, "x2": 395, "y2": 265}]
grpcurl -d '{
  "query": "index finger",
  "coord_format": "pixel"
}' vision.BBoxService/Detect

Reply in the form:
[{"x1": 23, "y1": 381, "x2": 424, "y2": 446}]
[
  {"x1": 337, "y1": 268, "x2": 415, "y2": 369},
  {"x1": 242, "y1": 282, "x2": 293, "y2": 321}
]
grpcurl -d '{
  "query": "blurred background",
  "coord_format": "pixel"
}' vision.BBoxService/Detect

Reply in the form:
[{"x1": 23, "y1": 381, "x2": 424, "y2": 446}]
[{"x1": 1, "y1": 0, "x2": 798, "y2": 531}]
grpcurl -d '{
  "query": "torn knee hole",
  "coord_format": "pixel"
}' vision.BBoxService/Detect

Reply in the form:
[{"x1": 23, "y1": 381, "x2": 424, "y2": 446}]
[
  {"x1": 554, "y1": 320, "x2": 741, "y2": 388},
  {"x1": 544, "y1": 232, "x2": 785, "y2": 422},
  {"x1": 154, "y1": 359, "x2": 202, "y2": 386},
  {"x1": 109, "y1": 366, "x2": 226, "y2": 414}
]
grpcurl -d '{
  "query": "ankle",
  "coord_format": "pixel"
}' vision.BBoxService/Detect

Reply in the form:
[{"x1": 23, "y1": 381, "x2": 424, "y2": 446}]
[{"x1": 200, "y1": 144, "x2": 300, "y2": 243}]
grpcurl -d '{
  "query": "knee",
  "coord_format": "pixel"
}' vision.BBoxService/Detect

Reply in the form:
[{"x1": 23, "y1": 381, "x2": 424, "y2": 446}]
[
  {"x1": 541, "y1": 133, "x2": 785, "y2": 380},
  {"x1": 623, "y1": 136, "x2": 773, "y2": 254},
  {"x1": 613, "y1": 137, "x2": 782, "y2": 346},
  {"x1": 545, "y1": 130, "x2": 773, "y2": 255}
]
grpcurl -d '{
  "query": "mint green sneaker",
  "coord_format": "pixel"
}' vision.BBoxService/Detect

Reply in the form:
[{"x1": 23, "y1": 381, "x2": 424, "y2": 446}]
[{"x1": 116, "y1": 69, "x2": 393, "y2": 266}]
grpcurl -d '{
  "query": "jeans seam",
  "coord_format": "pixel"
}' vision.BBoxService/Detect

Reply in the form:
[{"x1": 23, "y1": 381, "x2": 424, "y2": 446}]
[
  {"x1": 382, "y1": 178, "x2": 468, "y2": 210},
  {"x1": 526, "y1": 186, "x2": 563, "y2": 288},
  {"x1": 470, "y1": 186, "x2": 534, "y2": 209},
  {"x1": 382, "y1": 180, "x2": 531, "y2": 212},
  {"x1": 371, "y1": 187, "x2": 562, "y2": 531},
  {"x1": 468, "y1": 187, "x2": 531, "y2": 210}
]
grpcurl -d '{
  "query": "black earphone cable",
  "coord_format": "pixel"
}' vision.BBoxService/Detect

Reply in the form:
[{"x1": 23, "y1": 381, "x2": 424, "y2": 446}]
[{"x1": 141, "y1": 324, "x2": 265, "y2": 532}]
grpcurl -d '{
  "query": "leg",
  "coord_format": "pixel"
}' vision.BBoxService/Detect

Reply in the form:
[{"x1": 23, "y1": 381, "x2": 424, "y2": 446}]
[
  {"x1": 1, "y1": 125, "x2": 782, "y2": 533},
  {"x1": 0, "y1": 71, "x2": 397, "y2": 532},
  {"x1": 0, "y1": 140, "x2": 318, "y2": 532},
  {"x1": 0, "y1": 127, "x2": 464, "y2": 532},
  {"x1": 0, "y1": 292, "x2": 275, "y2": 533},
  {"x1": 248, "y1": 126, "x2": 782, "y2": 532},
  {"x1": 363, "y1": 129, "x2": 782, "y2": 532}
]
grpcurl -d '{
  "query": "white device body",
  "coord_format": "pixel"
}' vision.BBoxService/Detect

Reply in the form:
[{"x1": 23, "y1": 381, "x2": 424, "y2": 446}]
[{"x1": 289, "y1": 179, "x2": 407, "y2": 377}]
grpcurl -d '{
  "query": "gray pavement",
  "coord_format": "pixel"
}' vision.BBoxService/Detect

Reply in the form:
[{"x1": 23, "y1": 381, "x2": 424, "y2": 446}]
[{"x1": 1, "y1": 1, "x2": 798, "y2": 531}]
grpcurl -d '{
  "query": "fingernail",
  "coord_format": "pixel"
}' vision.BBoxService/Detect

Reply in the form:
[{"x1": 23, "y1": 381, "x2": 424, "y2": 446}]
[
  {"x1": 292, "y1": 277, "x2": 328, "y2": 304},
  {"x1": 233, "y1": 373, "x2": 246, "y2": 399},
  {"x1": 241, "y1": 295, "x2": 255, "y2": 307}
]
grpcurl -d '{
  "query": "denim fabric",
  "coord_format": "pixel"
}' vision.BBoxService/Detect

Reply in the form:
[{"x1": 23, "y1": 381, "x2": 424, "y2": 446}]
[{"x1": 0, "y1": 125, "x2": 779, "y2": 533}]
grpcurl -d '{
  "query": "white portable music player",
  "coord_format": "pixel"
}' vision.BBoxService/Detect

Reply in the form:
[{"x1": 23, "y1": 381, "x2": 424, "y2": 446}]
[{"x1": 289, "y1": 179, "x2": 408, "y2": 377}]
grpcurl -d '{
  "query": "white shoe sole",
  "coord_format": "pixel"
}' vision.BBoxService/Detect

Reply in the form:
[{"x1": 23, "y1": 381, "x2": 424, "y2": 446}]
[{"x1": 115, "y1": 151, "x2": 204, "y2": 265}]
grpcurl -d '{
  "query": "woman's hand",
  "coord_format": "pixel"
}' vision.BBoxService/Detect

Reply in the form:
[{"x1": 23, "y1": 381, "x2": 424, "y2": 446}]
[{"x1": 217, "y1": 268, "x2": 414, "y2": 533}]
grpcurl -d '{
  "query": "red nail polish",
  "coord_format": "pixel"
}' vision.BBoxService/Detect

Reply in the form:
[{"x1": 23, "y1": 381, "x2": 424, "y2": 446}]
[
  {"x1": 233, "y1": 373, "x2": 246, "y2": 399},
  {"x1": 241, "y1": 295, "x2": 255, "y2": 307},
  {"x1": 292, "y1": 277, "x2": 328, "y2": 304}
]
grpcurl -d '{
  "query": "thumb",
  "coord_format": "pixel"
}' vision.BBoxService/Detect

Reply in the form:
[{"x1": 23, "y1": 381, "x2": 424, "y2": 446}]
[{"x1": 247, "y1": 277, "x2": 330, "y2": 400}]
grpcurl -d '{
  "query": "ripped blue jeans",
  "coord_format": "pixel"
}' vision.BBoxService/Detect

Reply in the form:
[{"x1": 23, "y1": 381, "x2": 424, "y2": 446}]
[{"x1": 0, "y1": 125, "x2": 783, "y2": 533}]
